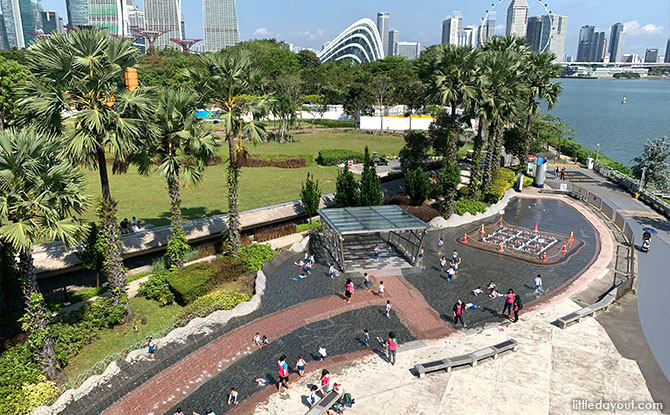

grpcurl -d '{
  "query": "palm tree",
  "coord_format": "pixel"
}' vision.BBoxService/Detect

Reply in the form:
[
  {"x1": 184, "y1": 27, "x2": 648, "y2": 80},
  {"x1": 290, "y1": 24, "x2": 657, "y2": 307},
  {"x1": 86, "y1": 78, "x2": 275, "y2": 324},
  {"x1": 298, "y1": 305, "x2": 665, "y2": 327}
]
[
  {"x1": 0, "y1": 129, "x2": 89, "y2": 379},
  {"x1": 524, "y1": 52, "x2": 563, "y2": 135},
  {"x1": 135, "y1": 87, "x2": 217, "y2": 268},
  {"x1": 185, "y1": 51, "x2": 268, "y2": 253},
  {"x1": 19, "y1": 29, "x2": 153, "y2": 314}
]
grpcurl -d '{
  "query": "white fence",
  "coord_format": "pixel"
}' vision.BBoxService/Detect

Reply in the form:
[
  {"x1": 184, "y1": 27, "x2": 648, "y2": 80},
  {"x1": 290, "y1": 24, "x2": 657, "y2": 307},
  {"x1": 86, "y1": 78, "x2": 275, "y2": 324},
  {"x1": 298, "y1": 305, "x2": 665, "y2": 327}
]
[{"x1": 360, "y1": 116, "x2": 435, "y2": 131}]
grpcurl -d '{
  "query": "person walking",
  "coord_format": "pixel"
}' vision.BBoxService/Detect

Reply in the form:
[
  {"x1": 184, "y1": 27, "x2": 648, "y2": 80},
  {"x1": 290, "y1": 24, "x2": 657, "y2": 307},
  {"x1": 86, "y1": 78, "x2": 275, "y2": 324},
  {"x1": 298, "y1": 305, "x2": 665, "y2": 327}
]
[
  {"x1": 560, "y1": 167, "x2": 566, "y2": 180},
  {"x1": 502, "y1": 289, "x2": 516, "y2": 318},
  {"x1": 453, "y1": 300, "x2": 466, "y2": 327},
  {"x1": 437, "y1": 237, "x2": 444, "y2": 255},
  {"x1": 534, "y1": 274, "x2": 543, "y2": 293},
  {"x1": 295, "y1": 355, "x2": 306, "y2": 377},
  {"x1": 512, "y1": 296, "x2": 523, "y2": 322},
  {"x1": 363, "y1": 272, "x2": 371, "y2": 291},
  {"x1": 374, "y1": 244, "x2": 380, "y2": 259},
  {"x1": 363, "y1": 328, "x2": 370, "y2": 347},
  {"x1": 345, "y1": 278, "x2": 354, "y2": 304},
  {"x1": 147, "y1": 337, "x2": 156, "y2": 358},
  {"x1": 385, "y1": 300, "x2": 391, "y2": 319},
  {"x1": 554, "y1": 166, "x2": 560, "y2": 180},
  {"x1": 277, "y1": 355, "x2": 290, "y2": 392},
  {"x1": 385, "y1": 331, "x2": 398, "y2": 365},
  {"x1": 378, "y1": 281, "x2": 385, "y2": 298}
]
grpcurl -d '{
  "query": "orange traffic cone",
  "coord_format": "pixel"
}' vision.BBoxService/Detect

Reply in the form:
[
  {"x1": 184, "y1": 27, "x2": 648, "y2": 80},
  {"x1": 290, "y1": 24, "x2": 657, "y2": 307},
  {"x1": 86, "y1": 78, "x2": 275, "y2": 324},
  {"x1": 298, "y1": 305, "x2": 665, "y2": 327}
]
[
  {"x1": 541, "y1": 252, "x2": 547, "y2": 262},
  {"x1": 463, "y1": 233, "x2": 468, "y2": 243},
  {"x1": 498, "y1": 217, "x2": 503, "y2": 227},
  {"x1": 561, "y1": 242, "x2": 567, "y2": 255},
  {"x1": 568, "y1": 231, "x2": 574, "y2": 247},
  {"x1": 533, "y1": 223, "x2": 538, "y2": 233},
  {"x1": 499, "y1": 242, "x2": 504, "y2": 252},
  {"x1": 480, "y1": 224, "x2": 485, "y2": 235}
]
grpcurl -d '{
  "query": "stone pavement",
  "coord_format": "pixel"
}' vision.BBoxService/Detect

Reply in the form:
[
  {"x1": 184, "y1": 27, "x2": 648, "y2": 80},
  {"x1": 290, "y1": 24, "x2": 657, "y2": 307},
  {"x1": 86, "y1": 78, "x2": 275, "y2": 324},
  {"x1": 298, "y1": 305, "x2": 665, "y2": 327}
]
[{"x1": 255, "y1": 299, "x2": 662, "y2": 415}]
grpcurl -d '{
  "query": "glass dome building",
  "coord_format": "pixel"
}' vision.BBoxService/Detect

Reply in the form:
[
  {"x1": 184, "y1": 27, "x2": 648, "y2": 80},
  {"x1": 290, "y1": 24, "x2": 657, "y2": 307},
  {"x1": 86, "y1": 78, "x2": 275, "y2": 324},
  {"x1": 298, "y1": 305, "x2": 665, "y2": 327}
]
[{"x1": 318, "y1": 18, "x2": 385, "y2": 64}]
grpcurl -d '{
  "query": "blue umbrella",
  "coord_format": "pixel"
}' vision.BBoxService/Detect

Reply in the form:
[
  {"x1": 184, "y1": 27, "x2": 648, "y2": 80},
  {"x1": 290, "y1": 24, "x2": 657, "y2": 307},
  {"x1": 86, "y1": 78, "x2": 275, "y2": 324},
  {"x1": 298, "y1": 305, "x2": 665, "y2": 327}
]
[{"x1": 642, "y1": 227, "x2": 657, "y2": 235}]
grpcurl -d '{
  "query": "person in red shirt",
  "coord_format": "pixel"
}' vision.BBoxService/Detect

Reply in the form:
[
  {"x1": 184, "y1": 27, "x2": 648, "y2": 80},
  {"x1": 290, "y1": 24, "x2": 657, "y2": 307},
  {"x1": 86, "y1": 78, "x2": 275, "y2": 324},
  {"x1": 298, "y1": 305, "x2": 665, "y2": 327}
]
[
  {"x1": 385, "y1": 331, "x2": 398, "y2": 365},
  {"x1": 453, "y1": 300, "x2": 466, "y2": 327},
  {"x1": 502, "y1": 289, "x2": 516, "y2": 318},
  {"x1": 345, "y1": 278, "x2": 354, "y2": 304}
]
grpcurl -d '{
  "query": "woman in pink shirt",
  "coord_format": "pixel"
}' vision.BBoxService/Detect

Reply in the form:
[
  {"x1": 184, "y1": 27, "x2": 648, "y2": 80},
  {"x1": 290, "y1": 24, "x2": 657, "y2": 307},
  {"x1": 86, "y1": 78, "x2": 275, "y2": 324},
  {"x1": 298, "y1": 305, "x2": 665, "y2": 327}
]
[
  {"x1": 502, "y1": 289, "x2": 516, "y2": 318},
  {"x1": 345, "y1": 278, "x2": 354, "y2": 304},
  {"x1": 385, "y1": 331, "x2": 398, "y2": 366},
  {"x1": 320, "y1": 369, "x2": 331, "y2": 393}
]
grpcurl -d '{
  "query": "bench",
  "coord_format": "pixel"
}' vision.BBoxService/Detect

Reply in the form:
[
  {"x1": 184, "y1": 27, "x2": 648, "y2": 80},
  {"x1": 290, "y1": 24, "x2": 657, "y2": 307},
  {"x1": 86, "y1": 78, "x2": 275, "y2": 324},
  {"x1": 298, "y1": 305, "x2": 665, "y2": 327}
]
[
  {"x1": 414, "y1": 339, "x2": 519, "y2": 378},
  {"x1": 556, "y1": 292, "x2": 616, "y2": 329},
  {"x1": 305, "y1": 389, "x2": 343, "y2": 415}
]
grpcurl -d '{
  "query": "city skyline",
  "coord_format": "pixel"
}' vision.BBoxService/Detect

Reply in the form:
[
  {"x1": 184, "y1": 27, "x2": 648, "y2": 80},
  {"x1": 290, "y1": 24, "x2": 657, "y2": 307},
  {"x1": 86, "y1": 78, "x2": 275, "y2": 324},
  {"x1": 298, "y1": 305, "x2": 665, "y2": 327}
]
[{"x1": 34, "y1": 0, "x2": 670, "y2": 57}]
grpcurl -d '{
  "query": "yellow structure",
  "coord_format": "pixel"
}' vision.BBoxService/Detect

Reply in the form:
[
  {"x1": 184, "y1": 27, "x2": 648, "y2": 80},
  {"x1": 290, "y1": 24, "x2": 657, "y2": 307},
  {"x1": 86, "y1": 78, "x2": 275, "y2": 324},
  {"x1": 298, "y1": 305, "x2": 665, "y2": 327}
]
[{"x1": 125, "y1": 67, "x2": 139, "y2": 92}]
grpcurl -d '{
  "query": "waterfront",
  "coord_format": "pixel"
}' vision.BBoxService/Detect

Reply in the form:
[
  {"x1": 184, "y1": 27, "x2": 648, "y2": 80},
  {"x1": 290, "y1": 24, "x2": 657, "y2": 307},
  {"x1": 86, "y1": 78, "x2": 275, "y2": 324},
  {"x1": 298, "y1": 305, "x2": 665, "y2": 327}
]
[{"x1": 549, "y1": 78, "x2": 670, "y2": 165}]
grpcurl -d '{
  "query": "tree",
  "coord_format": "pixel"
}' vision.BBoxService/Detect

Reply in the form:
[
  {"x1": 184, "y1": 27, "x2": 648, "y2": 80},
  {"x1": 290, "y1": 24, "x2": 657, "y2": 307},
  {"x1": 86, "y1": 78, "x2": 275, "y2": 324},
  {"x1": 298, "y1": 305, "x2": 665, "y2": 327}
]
[
  {"x1": 296, "y1": 49, "x2": 321, "y2": 70},
  {"x1": 399, "y1": 131, "x2": 432, "y2": 172},
  {"x1": 404, "y1": 168, "x2": 431, "y2": 206},
  {"x1": 19, "y1": 29, "x2": 153, "y2": 315},
  {"x1": 274, "y1": 74, "x2": 302, "y2": 142},
  {"x1": 399, "y1": 80, "x2": 425, "y2": 130},
  {"x1": 360, "y1": 146, "x2": 382, "y2": 206},
  {"x1": 435, "y1": 162, "x2": 461, "y2": 217},
  {"x1": 429, "y1": 111, "x2": 463, "y2": 163},
  {"x1": 335, "y1": 166, "x2": 359, "y2": 207},
  {"x1": 76, "y1": 223, "x2": 106, "y2": 288},
  {"x1": 300, "y1": 94, "x2": 326, "y2": 131},
  {"x1": 186, "y1": 51, "x2": 268, "y2": 253},
  {"x1": 0, "y1": 56, "x2": 27, "y2": 129},
  {"x1": 301, "y1": 172, "x2": 321, "y2": 222},
  {"x1": 524, "y1": 52, "x2": 563, "y2": 134},
  {"x1": 503, "y1": 126, "x2": 531, "y2": 163},
  {"x1": 135, "y1": 87, "x2": 217, "y2": 268},
  {"x1": 0, "y1": 129, "x2": 89, "y2": 379},
  {"x1": 371, "y1": 74, "x2": 394, "y2": 134},
  {"x1": 631, "y1": 137, "x2": 670, "y2": 190},
  {"x1": 343, "y1": 83, "x2": 373, "y2": 129}
]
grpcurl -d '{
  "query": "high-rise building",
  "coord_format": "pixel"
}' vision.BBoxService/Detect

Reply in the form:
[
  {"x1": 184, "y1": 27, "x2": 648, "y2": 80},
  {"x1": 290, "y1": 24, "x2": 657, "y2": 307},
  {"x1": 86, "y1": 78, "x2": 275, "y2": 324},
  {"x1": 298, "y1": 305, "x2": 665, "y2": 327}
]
[
  {"x1": 1, "y1": 0, "x2": 41, "y2": 47},
  {"x1": 506, "y1": 0, "x2": 528, "y2": 38},
  {"x1": 88, "y1": 0, "x2": 128, "y2": 36},
  {"x1": 526, "y1": 14, "x2": 567, "y2": 61},
  {"x1": 203, "y1": 0, "x2": 239, "y2": 52},
  {"x1": 441, "y1": 11, "x2": 462, "y2": 45},
  {"x1": 388, "y1": 29, "x2": 399, "y2": 57},
  {"x1": 127, "y1": 1, "x2": 144, "y2": 31},
  {"x1": 376, "y1": 11, "x2": 389, "y2": 58},
  {"x1": 477, "y1": 11, "x2": 495, "y2": 47},
  {"x1": 145, "y1": 0, "x2": 181, "y2": 49},
  {"x1": 65, "y1": 0, "x2": 88, "y2": 27},
  {"x1": 41, "y1": 10, "x2": 62, "y2": 34},
  {"x1": 0, "y1": 10, "x2": 8, "y2": 49},
  {"x1": 665, "y1": 39, "x2": 670, "y2": 63},
  {"x1": 526, "y1": 16, "x2": 543, "y2": 51},
  {"x1": 644, "y1": 48, "x2": 658, "y2": 63},
  {"x1": 395, "y1": 41, "x2": 419, "y2": 60},
  {"x1": 458, "y1": 25, "x2": 475, "y2": 48},
  {"x1": 608, "y1": 23, "x2": 624, "y2": 63},
  {"x1": 576, "y1": 25, "x2": 594, "y2": 61},
  {"x1": 592, "y1": 31, "x2": 606, "y2": 62}
]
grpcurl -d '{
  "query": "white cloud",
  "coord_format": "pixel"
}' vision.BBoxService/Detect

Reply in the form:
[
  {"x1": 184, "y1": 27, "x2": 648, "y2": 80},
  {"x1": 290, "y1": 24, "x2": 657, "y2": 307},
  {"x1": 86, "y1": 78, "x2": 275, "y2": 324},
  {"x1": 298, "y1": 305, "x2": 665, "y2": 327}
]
[
  {"x1": 253, "y1": 27, "x2": 269, "y2": 35},
  {"x1": 292, "y1": 29, "x2": 325, "y2": 41},
  {"x1": 623, "y1": 20, "x2": 663, "y2": 35}
]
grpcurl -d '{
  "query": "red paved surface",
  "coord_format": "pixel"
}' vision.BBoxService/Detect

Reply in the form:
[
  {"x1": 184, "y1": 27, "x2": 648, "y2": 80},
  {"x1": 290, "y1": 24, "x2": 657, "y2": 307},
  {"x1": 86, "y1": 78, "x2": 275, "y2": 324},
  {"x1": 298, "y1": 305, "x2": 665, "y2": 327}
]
[{"x1": 103, "y1": 275, "x2": 454, "y2": 415}]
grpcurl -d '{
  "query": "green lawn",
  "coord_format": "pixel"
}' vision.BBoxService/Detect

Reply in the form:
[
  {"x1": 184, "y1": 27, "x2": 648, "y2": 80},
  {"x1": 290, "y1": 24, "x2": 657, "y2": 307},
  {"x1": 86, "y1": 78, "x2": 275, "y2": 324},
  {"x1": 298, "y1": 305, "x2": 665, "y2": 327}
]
[{"x1": 79, "y1": 130, "x2": 405, "y2": 226}]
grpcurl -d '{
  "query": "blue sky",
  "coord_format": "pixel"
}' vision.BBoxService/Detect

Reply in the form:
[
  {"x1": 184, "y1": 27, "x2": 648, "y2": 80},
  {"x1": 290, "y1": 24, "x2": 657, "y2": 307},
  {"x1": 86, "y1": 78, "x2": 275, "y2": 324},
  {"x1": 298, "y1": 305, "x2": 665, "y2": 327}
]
[{"x1": 42, "y1": 0, "x2": 670, "y2": 57}]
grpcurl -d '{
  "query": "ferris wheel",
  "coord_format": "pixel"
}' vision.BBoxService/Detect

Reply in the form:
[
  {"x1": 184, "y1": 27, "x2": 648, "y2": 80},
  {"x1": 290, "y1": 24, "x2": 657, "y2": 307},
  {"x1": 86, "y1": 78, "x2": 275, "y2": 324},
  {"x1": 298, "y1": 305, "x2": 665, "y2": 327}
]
[{"x1": 481, "y1": 0, "x2": 555, "y2": 53}]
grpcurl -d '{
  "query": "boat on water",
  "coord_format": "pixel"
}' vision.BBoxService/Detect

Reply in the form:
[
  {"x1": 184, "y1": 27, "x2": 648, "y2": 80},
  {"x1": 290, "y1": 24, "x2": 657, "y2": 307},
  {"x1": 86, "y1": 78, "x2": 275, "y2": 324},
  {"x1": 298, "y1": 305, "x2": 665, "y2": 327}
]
[{"x1": 622, "y1": 97, "x2": 627, "y2": 104}]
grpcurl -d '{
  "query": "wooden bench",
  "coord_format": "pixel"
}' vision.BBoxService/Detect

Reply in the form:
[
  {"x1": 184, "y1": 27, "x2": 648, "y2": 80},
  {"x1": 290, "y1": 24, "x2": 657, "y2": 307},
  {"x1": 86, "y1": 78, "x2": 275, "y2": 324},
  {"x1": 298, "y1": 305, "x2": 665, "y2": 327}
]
[
  {"x1": 414, "y1": 339, "x2": 519, "y2": 378},
  {"x1": 305, "y1": 389, "x2": 343, "y2": 415},
  {"x1": 556, "y1": 292, "x2": 616, "y2": 329}
]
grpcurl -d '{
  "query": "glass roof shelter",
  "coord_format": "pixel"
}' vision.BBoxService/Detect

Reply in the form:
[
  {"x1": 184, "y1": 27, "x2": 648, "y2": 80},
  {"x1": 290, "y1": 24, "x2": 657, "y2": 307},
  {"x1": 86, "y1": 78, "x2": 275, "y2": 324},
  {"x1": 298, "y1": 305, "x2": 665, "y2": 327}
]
[{"x1": 317, "y1": 205, "x2": 428, "y2": 272}]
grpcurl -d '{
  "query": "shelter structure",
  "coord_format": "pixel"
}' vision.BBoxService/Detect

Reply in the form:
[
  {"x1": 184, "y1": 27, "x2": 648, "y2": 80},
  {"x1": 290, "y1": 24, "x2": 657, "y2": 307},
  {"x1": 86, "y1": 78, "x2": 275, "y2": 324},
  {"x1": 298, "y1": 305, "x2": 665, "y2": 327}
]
[{"x1": 317, "y1": 205, "x2": 427, "y2": 272}]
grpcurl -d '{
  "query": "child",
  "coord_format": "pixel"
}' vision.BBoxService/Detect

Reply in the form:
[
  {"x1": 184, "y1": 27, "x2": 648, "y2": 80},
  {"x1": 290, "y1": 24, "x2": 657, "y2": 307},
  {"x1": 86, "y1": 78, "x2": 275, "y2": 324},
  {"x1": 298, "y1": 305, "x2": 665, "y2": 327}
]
[
  {"x1": 329, "y1": 265, "x2": 336, "y2": 279},
  {"x1": 451, "y1": 259, "x2": 460, "y2": 274},
  {"x1": 417, "y1": 248, "x2": 424, "y2": 266},
  {"x1": 318, "y1": 345, "x2": 327, "y2": 361},
  {"x1": 293, "y1": 273, "x2": 308, "y2": 281},
  {"x1": 363, "y1": 328, "x2": 370, "y2": 347},
  {"x1": 147, "y1": 337, "x2": 156, "y2": 358},
  {"x1": 374, "y1": 244, "x2": 380, "y2": 259},
  {"x1": 465, "y1": 302, "x2": 479, "y2": 310},
  {"x1": 385, "y1": 300, "x2": 391, "y2": 319},
  {"x1": 309, "y1": 254, "x2": 315, "y2": 265},
  {"x1": 304, "y1": 261, "x2": 312, "y2": 274},
  {"x1": 472, "y1": 287, "x2": 483, "y2": 296},
  {"x1": 438, "y1": 237, "x2": 444, "y2": 255},
  {"x1": 295, "y1": 355, "x2": 306, "y2": 377},
  {"x1": 174, "y1": 408, "x2": 184, "y2": 415},
  {"x1": 440, "y1": 256, "x2": 447, "y2": 272},
  {"x1": 364, "y1": 273, "x2": 371, "y2": 291},
  {"x1": 446, "y1": 267, "x2": 455, "y2": 281},
  {"x1": 487, "y1": 281, "x2": 496, "y2": 291},
  {"x1": 227, "y1": 388, "x2": 238, "y2": 405},
  {"x1": 261, "y1": 335, "x2": 269, "y2": 346},
  {"x1": 452, "y1": 249, "x2": 459, "y2": 262},
  {"x1": 320, "y1": 369, "x2": 331, "y2": 393},
  {"x1": 378, "y1": 281, "x2": 385, "y2": 298},
  {"x1": 252, "y1": 332, "x2": 261, "y2": 347},
  {"x1": 255, "y1": 378, "x2": 268, "y2": 386},
  {"x1": 534, "y1": 274, "x2": 543, "y2": 292},
  {"x1": 294, "y1": 259, "x2": 305, "y2": 267},
  {"x1": 304, "y1": 252, "x2": 309, "y2": 262},
  {"x1": 345, "y1": 278, "x2": 354, "y2": 304},
  {"x1": 309, "y1": 385, "x2": 319, "y2": 408},
  {"x1": 489, "y1": 289, "x2": 503, "y2": 298}
]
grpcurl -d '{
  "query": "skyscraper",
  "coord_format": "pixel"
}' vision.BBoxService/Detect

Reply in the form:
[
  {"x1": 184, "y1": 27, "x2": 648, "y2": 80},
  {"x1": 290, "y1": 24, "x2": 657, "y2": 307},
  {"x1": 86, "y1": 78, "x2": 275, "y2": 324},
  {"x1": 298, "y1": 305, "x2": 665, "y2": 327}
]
[
  {"x1": 1, "y1": 0, "x2": 40, "y2": 47},
  {"x1": 665, "y1": 39, "x2": 670, "y2": 63},
  {"x1": 145, "y1": 0, "x2": 181, "y2": 49},
  {"x1": 376, "y1": 12, "x2": 389, "y2": 58},
  {"x1": 477, "y1": 11, "x2": 495, "y2": 47},
  {"x1": 506, "y1": 0, "x2": 528, "y2": 38},
  {"x1": 41, "y1": 10, "x2": 63, "y2": 34},
  {"x1": 203, "y1": 0, "x2": 239, "y2": 52},
  {"x1": 458, "y1": 25, "x2": 475, "y2": 47},
  {"x1": 388, "y1": 29, "x2": 399, "y2": 57},
  {"x1": 0, "y1": 9, "x2": 8, "y2": 49},
  {"x1": 441, "y1": 11, "x2": 462, "y2": 45},
  {"x1": 644, "y1": 48, "x2": 658, "y2": 63},
  {"x1": 576, "y1": 25, "x2": 595, "y2": 61},
  {"x1": 65, "y1": 0, "x2": 88, "y2": 27},
  {"x1": 608, "y1": 23, "x2": 624, "y2": 63},
  {"x1": 88, "y1": 0, "x2": 128, "y2": 36},
  {"x1": 395, "y1": 41, "x2": 419, "y2": 60},
  {"x1": 592, "y1": 31, "x2": 606, "y2": 62},
  {"x1": 526, "y1": 16, "x2": 543, "y2": 51},
  {"x1": 526, "y1": 14, "x2": 567, "y2": 61}
]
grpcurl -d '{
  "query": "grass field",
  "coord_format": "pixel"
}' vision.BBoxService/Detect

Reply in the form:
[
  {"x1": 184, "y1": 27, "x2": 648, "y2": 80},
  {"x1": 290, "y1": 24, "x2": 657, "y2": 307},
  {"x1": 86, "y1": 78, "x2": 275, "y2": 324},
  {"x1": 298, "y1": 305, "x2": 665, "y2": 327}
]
[{"x1": 79, "y1": 130, "x2": 405, "y2": 226}]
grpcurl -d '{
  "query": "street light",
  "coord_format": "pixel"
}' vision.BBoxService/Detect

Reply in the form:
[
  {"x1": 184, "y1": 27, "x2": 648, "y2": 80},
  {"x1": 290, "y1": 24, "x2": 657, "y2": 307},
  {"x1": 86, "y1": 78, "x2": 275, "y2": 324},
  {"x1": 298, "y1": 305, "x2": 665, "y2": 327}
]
[{"x1": 595, "y1": 143, "x2": 600, "y2": 165}]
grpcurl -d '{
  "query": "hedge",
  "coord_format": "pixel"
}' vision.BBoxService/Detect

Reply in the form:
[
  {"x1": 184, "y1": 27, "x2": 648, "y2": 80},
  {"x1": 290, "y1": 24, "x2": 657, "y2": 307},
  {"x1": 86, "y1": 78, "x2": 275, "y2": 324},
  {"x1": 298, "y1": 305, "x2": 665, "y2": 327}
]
[
  {"x1": 240, "y1": 154, "x2": 311, "y2": 169},
  {"x1": 486, "y1": 168, "x2": 516, "y2": 203},
  {"x1": 236, "y1": 244, "x2": 277, "y2": 271},
  {"x1": 179, "y1": 290, "x2": 252, "y2": 320},
  {"x1": 296, "y1": 220, "x2": 321, "y2": 233},
  {"x1": 312, "y1": 119, "x2": 355, "y2": 128},
  {"x1": 399, "y1": 205, "x2": 440, "y2": 222},
  {"x1": 454, "y1": 200, "x2": 488, "y2": 216},
  {"x1": 317, "y1": 149, "x2": 364, "y2": 166}
]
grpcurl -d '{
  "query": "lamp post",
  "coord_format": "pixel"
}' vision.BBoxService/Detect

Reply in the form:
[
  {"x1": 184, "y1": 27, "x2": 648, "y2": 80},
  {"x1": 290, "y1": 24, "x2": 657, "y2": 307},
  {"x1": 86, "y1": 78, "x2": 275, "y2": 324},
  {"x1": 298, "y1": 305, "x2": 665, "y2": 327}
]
[
  {"x1": 639, "y1": 166, "x2": 647, "y2": 190},
  {"x1": 595, "y1": 143, "x2": 600, "y2": 165}
]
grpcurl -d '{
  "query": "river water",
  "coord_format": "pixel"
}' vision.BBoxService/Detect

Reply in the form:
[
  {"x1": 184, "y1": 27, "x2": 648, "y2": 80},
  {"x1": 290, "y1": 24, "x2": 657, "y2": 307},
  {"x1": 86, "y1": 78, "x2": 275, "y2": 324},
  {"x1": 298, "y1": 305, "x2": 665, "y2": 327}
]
[{"x1": 548, "y1": 78, "x2": 670, "y2": 165}]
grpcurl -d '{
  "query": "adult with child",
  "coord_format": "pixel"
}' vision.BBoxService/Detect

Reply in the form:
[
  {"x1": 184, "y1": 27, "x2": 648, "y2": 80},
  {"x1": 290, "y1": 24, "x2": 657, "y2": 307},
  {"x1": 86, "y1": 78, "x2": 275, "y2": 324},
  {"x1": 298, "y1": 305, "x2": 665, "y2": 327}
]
[{"x1": 502, "y1": 289, "x2": 516, "y2": 318}]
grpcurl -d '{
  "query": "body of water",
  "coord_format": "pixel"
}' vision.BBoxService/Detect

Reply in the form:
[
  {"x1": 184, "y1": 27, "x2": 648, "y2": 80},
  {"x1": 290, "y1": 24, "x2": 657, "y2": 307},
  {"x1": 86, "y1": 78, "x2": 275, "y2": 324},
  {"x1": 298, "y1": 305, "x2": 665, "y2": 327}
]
[{"x1": 548, "y1": 78, "x2": 670, "y2": 165}]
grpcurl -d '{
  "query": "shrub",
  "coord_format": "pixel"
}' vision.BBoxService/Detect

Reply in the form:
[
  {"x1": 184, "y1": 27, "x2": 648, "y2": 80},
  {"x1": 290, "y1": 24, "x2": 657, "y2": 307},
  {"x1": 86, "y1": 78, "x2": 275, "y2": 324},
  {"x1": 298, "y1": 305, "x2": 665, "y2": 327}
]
[
  {"x1": 166, "y1": 228, "x2": 190, "y2": 269},
  {"x1": 454, "y1": 200, "x2": 488, "y2": 216},
  {"x1": 404, "y1": 168, "x2": 431, "y2": 206},
  {"x1": 0, "y1": 376, "x2": 59, "y2": 415},
  {"x1": 165, "y1": 262, "x2": 218, "y2": 305},
  {"x1": 312, "y1": 119, "x2": 355, "y2": 128},
  {"x1": 240, "y1": 154, "x2": 310, "y2": 169},
  {"x1": 384, "y1": 195, "x2": 411, "y2": 205},
  {"x1": 179, "y1": 290, "x2": 252, "y2": 320},
  {"x1": 137, "y1": 273, "x2": 175, "y2": 306},
  {"x1": 317, "y1": 149, "x2": 364, "y2": 166},
  {"x1": 399, "y1": 205, "x2": 440, "y2": 222},
  {"x1": 0, "y1": 344, "x2": 42, "y2": 392},
  {"x1": 488, "y1": 168, "x2": 516, "y2": 202},
  {"x1": 255, "y1": 223, "x2": 297, "y2": 242},
  {"x1": 457, "y1": 186, "x2": 471, "y2": 200},
  {"x1": 296, "y1": 220, "x2": 321, "y2": 233},
  {"x1": 523, "y1": 175, "x2": 534, "y2": 188},
  {"x1": 237, "y1": 244, "x2": 277, "y2": 271}
]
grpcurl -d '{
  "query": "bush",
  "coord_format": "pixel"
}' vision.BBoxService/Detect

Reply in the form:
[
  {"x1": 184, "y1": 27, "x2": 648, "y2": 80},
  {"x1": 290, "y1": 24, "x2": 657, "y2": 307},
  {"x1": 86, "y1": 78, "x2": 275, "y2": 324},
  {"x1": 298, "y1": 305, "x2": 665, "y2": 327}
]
[
  {"x1": 0, "y1": 344, "x2": 41, "y2": 392},
  {"x1": 179, "y1": 290, "x2": 252, "y2": 320},
  {"x1": 0, "y1": 376, "x2": 59, "y2": 415},
  {"x1": 317, "y1": 149, "x2": 364, "y2": 166},
  {"x1": 237, "y1": 244, "x2": 277, "y2": 271},
  {"x1": 488, "y1": 168, "x2": 516, "y2": 202},
  {"x1": 457, "y1": 186, "x2": 471, "y2": 200},
  {"x1": 404, "y1": 168, "x2": 431, "y2": 206},
  {"x1": 240, "y1": 154, "x2": 310, "y2": 169},
  {"x1": 137, "y1": 273, "x2": 175, "y2": 306},
  {"x1": 399, "y1": 205, "x2": 440, "y2": 222},
  {"x1": 454, "y1": 200, "x2": 487, "y2": 216},
  {"x1": 165, "y1": 262, "x2": 218, "y2": 305},
  {"x1": 296, "y1": 220, "x2": 321, "y2": 233},
  {"x1": 523, "y1": 175, "x2": 534, "y2": 187},
  {"x1": 166, "y1": 228, "x2": 190, "y2": 269},
  {"x1": 255, "y1": 223, "x2": 297, "y2": 242},
  {"x1": 312, "y1": 119, "x2": 355, "y2": 128},
  {"x1": 384, "y1": 195, "x2": 411, "y2": 205}
]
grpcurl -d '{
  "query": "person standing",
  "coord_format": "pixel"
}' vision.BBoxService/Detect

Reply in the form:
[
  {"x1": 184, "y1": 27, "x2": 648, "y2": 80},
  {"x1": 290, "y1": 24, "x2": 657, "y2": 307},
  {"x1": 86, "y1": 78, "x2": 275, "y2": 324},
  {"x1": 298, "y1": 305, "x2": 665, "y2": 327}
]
[
  {"x1": 147, "y1": 337, "x2": 156, "y2": 358},
  {"x1": 345, "y1": 278, "x2": 354, "y2": 304},
  {"x1": 554, "y1": 166, "x2": 560, "y2": 180},
  {"x1": 512, "y1": 296, "x2": 523, "y2": 322},
  {"x1": 534, "y1": 275, "x2": 543, "y2": 292},
  {"x1": 378, "y1": 281, "x2": 385, "y2": 298},
  {"x1": 374, "y1": 244, "x2": 380, "y2": 259},
  {"x1": 363, "y1": 328, "x2": 370, "y2": 347},
  {"x1": 329, "y1": 264, "x2": 336, "y2": 279},
  {"x1": 320, "y1": 369, "x2": 331, "y2": 393},
  {"x1": 385, "y1": 331, "x2": 398, "y2": 365},
  {"x1": 453, "y1": 300, "x2": 466, "y2": 327},
  {"x1": 385, "y1": 300, "x2": 391, "y2": 319},
  {"x1": 502, "y1": 289, "x2": 516, "y2": 318},
  {"x1": 363, "y1": 273, "x2": 371, "y2": 291},
  {"x1": 277, "y1": 355, "x2": 290, "y2": 392},
  {"x1": 560, "y1": 167, "x2": 566, "y2": 180},
  {"x1": 295, "y1": 355, "x2": 306, "y2": 377},
  {"x1": 437, "y1": 237, "x2": 444, "y2": 255}
]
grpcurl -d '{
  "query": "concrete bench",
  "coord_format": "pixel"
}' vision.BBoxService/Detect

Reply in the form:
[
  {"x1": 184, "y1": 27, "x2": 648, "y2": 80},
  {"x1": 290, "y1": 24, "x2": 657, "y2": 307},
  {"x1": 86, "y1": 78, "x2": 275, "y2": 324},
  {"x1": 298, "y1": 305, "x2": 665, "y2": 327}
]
[
  {"x1": 556, "y1": 293, "x2": 616, "y2": 329},
  {"x1": 414, "y1": 339, "x2": 519, "y2": 378},
  {"x1": 305, "y1": 389, "x2": 343, "y2": 415}
]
